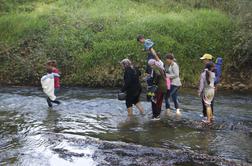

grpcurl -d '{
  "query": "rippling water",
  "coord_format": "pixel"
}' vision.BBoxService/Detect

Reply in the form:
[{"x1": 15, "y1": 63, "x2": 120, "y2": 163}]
[{"x1": 0, "y1": 87, "x2": 251, "y2": 165}]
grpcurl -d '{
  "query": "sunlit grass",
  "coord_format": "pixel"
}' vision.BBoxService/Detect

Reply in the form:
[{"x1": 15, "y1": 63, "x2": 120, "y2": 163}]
[{"x1": 0, "y1": 0, "x2": 236, "y2": 85}]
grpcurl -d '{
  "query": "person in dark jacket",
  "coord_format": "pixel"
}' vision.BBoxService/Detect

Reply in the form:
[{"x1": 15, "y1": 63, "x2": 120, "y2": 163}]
[{"x1": 120, "y1": 59, "x2": 144, "y2": 116}]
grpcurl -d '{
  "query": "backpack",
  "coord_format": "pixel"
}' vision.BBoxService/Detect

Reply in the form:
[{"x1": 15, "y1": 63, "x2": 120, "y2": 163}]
[{"x1": 214, "y1": 57, "x2": 223, "y2": 84}]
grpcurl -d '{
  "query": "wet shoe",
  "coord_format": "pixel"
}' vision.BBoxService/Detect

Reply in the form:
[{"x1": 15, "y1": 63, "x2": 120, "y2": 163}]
[
  {"x1": 202, "y1": 119, "x2": 211, "y2": 124},
  {"x1": 176, "y1": 109, "x2": 181, "y2": 115},
  {"x1": 151, "y1": 116, "x2": 160, "y2": 121},
  {"x1": 140, "y1": 112, "x2": 145, "y2": 116},
  {"x1": 151, "y1": 97, "x2": 157, "y2": 104},
  {"x1": 202, "y1": 117, "x2": 207, "y2": 121},
  {"x1": 47, "y1": 98, "x2": 53, "y2": 107},
  {"x1": 166, "y1": 109, "x2": 172, "y2": 116}
]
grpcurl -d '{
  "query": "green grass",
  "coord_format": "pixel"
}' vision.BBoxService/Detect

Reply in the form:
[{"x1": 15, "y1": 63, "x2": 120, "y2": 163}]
[{"x1": 0, "y1": 0, "x2": 238, "y2": 86}]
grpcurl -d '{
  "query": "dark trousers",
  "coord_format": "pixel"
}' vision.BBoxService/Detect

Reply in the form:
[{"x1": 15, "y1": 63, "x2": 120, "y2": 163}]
[
  {"x1": 202, "y1": 97, "x2": 214, "y2": 117},
  {"x1": 47, "y1": 97, "x2": 61, "y2": 107},
  {"x1": 54, "y1": 88, "x2": 60, "y2": 96},
  {"x1": 146, "y1": 77, "x2": 154, "y2": 101},
  {"x1": 165, "y1": 85, "x2": 179, "y2": 109},
  {"x1": 151, "y1": 90, "x2": 164, "y2": 118}
]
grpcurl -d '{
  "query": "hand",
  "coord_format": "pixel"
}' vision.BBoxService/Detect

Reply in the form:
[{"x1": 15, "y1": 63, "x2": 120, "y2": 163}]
[
  {"x1": 198, "y1": 92, "x2": 201, "y2": 97},
  {"x1": 215, "y1": 86, "x2": 218, "y2": 92}
]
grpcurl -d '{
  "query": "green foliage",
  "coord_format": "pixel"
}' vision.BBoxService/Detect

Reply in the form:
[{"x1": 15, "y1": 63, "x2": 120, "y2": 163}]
[{"x1": 0, "y1": 0, "x2": 245, "y2": 87}]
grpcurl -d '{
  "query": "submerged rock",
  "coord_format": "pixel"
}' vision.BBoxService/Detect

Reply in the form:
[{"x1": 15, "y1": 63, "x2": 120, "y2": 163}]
[{"x1": 47, "y1": 134, "x2": 249, "y2": 166}]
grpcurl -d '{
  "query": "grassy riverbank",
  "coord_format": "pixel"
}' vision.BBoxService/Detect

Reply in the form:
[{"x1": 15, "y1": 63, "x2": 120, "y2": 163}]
[{"x1": 0, "y1": 0, "x2": 251, "y2": 88}]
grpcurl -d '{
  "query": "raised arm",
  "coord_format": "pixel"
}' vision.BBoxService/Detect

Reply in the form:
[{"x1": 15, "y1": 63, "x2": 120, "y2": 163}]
[
  {"x1": 149, "y1": 47, "x2": 160, "y2": 61},
  {"x1": 198, "y1": 72, "x2": 205, "y2": 96},
  {"x1": 52, "y1": 73, "x2": 60, "y2": 77}
]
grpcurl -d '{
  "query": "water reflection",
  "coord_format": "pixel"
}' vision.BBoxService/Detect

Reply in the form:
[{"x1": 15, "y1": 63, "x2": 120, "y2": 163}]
[
  {"x1": 0, "y1": 87, "x2": 251, "y2": 165},
  {"x1": 43, "y1": 108, "x2": 60, "y2": 132}
]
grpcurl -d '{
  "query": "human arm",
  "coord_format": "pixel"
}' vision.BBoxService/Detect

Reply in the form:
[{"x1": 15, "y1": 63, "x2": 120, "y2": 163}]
[
  {"x1": 198, "y1": 72, "x2": 205, "y2": 96},
  {"x1": 52, "y1": 73, "x2": 60, "y2": 77},
  {"x1": 121, "y1": 69, "x2": 131, "y2": 92},
  {"x1": 41, "y1": 73, "x2": 59, "y2": 81},
  {"x1": 149, "y1": 47, "x2": 160, "y2": 61}
]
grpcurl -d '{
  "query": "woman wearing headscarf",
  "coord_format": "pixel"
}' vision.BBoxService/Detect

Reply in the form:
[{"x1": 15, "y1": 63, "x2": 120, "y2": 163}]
[
  {"x1": 120, "y1": 58, "x2": 144, "y2": 116},
  {"x1": 148, "y1": 59, "x2": 167, "y2": 120}
]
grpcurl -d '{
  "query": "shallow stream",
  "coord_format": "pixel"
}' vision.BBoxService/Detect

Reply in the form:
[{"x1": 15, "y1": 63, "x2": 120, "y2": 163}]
[{"x1": 0, "y1": 87, "x2": 251, "y2": 165}]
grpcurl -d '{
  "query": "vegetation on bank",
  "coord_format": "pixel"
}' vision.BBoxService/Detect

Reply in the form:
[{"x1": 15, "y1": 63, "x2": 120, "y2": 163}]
[{"x1": 0, "y1": 0, "x2": 251, "y2": 87}]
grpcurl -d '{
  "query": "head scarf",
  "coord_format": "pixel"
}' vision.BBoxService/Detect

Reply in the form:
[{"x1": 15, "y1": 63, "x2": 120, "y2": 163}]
[
  {"x1": 148, "y1": 59, "x2": 164, "y2": 70},
  {"x1": 120, "y1": 58, "x2": 133, "y2": 68}
]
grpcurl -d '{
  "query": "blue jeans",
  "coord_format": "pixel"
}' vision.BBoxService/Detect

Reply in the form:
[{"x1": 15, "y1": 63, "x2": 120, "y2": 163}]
[{"x1": 165, "y1": 85, "x2": 180, "y2": 109}]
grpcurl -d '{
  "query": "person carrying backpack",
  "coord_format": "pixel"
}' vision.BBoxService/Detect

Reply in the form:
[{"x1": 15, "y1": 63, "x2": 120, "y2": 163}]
[
  {"x1": 41, "y1": 66, "x2": 61, "y2": 107},
  {"x1": 200, "y1": 54, "x2": 223, "y2": 120},
  {"x1": 198, "y1": 62, "x2": 216, "y2": 123}
]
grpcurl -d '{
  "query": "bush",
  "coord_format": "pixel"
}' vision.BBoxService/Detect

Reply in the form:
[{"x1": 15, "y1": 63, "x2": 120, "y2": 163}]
[{"x1": 0, "y1": 0, "x2": 239, "y2": 87}]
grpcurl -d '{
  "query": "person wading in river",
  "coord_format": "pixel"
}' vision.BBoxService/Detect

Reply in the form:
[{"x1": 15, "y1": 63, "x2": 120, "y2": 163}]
[
  {"x1": 200, "y1": 53, "x2": 216, "y2": 121},
  {"x1": 148, "y1": 59, "x2": 167, "y2": 120},
  {"x1": 165, "y1": 53, "x2": 182, "y2": 115},
  {"x1": 198, "y1": 62, "x2": 215, "y2": 123},
  {"x1": 120, "y1": 58, "x2": 144, "y2": 116},
  {"x1": 51, "y1": 60, "x2": 61, "y2": 96},
  {"x1": 137, "y1": 35, "x2": 162, "y2": 101},
  {"x1": 41, "y1": 66, "x2": 61, "y2": 107}
]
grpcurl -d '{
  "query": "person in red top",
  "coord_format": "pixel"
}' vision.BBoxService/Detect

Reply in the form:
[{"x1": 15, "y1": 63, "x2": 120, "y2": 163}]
[{"x1": 51, "y1": 60, "x2": 60, "y2": 95}]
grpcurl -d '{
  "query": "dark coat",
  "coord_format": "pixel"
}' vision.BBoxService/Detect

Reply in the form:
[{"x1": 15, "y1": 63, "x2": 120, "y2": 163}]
[{"x1": 121, "y1": 66, "x2": 141, "y2": 96}]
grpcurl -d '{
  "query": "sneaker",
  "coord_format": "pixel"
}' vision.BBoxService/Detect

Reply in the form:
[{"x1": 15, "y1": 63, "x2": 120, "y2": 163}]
[
  {"x1": 151, "y1": 116, "x2": 160, "y2": 121},
  {"x1": 176, "y1": 109, "x2": 181, "y2": 115},
  {"x1": 202, "y1": 119, "x2": 211, "y2": 124},
  {"x1": 151, "y1": 97, "x2": 157, "y2": 104},
  {"x1": 166, "y1": 108, "x2": 171, "y2": 112},
  {"x1": 166, "y1": 109, "x2": 172, "y2": 116},
  {"x1": 202, "y1": 117, "x2": 207, "y2": 121},
  {"x1": 47, "y1": 98, "x2": 53, "y2": 107},
  {"x1": 140, "y1": 111, "x2": 145, "y2": 116}
]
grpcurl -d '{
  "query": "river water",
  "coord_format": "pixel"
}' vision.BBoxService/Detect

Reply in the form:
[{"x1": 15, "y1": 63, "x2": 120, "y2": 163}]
[{"x1": 0, "y1": 87, "x2": 251, "y2": 166}]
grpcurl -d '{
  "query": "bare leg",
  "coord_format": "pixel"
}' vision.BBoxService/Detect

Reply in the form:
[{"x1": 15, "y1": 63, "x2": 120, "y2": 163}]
[
  {"x1": 127, "y1": 107, "x2": 133, "y2": 116},
  {"x1": 206, "y1": 106, "x2": 212, "y2": 123},
  {"x1": 135, "y1": 102, "x2": 144, "y2": 114},
  {"x1": 210, "y1": 107, "x2": 213, "y2": 122}
]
